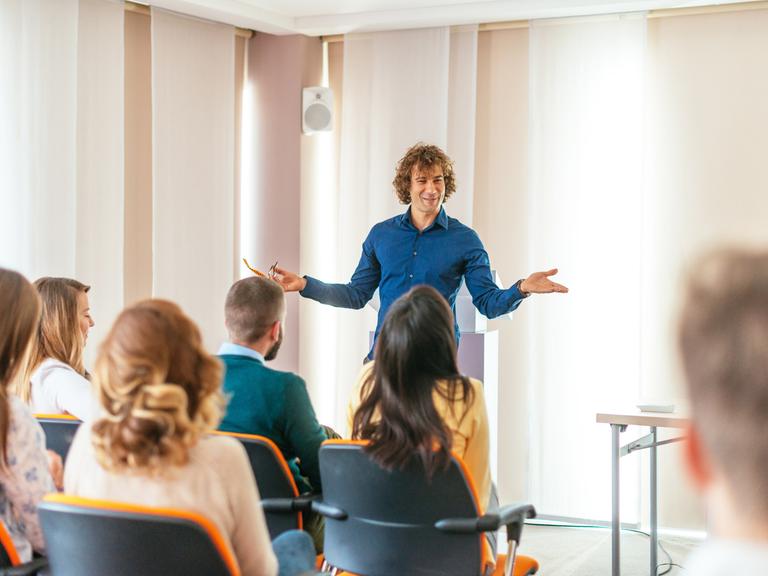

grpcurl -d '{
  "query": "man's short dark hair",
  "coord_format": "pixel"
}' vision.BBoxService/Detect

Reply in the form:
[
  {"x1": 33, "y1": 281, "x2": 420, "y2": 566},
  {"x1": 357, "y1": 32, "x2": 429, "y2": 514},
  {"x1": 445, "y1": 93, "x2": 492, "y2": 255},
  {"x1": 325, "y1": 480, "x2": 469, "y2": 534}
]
[
  {"x1": 225, "y1": 277, "x2": 284, "y2": 344},
  {"x1": 679, "y1": 248, "x2": 768, "y2": 518}
]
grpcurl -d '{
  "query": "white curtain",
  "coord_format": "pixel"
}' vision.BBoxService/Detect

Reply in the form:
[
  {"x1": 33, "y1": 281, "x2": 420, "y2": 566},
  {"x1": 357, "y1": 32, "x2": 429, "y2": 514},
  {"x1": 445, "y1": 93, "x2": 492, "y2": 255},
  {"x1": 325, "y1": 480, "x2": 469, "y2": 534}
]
[
  {"x1": 641, "y1": 7, "x2": 768, "y2": 529},
  {"x1": 0, "y1": 0, "x2": 79, "y2": 278},
  {"x1": 304, "y1": 26, "x2": 478, "y2": 428},
  {"x1": 151, "y1": 8, "x2": 235, "y2": 351},
  {"x1": 76, "y1": 0, "x2": 124, "y2": 365},
  {"x1": 643, "y1": 8, "x2": 768, "y2": 402},
  {"x1": 0, "y1": 0, "x2": 123, "y2": 367},
  {"x1": 528, "y1": 14, "x2": 646, "y2": 522},
  {"x1": 447, "y1": 26, "x2": 478, "y2": 226}
]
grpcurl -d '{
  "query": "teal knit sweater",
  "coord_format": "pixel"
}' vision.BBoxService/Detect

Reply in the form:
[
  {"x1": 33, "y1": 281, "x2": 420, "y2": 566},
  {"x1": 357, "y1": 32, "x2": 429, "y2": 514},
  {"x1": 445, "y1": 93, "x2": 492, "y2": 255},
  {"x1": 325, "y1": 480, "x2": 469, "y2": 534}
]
[{"x1": 218, "y1": 354, "x2": 326, "y2": 494}]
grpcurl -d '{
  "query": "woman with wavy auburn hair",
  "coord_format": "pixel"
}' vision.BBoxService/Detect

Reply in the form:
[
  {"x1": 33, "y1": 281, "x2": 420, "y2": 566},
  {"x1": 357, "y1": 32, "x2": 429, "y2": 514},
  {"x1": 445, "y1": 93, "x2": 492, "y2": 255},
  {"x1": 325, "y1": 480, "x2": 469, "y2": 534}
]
[
  {"x1": 0, "y1": 268, "x2": 62, "y2": 561},
  {"x1": 18, "y1": 277, "x2": 98, "y2": 420},
  {"x1": 63, "y1": 299, "x2": 283, "y2": 575}
]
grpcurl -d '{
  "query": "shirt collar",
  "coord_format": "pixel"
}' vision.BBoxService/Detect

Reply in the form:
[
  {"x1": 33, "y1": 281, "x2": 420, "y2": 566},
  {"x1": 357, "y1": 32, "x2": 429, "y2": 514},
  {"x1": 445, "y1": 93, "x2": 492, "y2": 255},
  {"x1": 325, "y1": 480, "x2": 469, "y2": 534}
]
[
  {"x1": 217, "y1": 342, "x2": 265, "y2": 363},
  {"x1": 435, "y1": 206, "x2": 448, "y2": 229},
  {"x1": 400, "y1": 206, "x2": 448, "y2": 230}
]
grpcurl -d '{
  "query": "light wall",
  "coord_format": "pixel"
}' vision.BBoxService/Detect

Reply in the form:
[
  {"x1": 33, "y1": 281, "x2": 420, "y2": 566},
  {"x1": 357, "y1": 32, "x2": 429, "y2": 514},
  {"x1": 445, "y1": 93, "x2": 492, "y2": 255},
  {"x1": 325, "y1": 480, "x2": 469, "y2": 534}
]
[
  {"x1": 473, "y1": 27, "x2": 531, "y2": 504},
  {"x1": 124, "y1": 10, "x2": 153, "y2": 305},
  {"x1": 243, "y1": 33, "x2": 322, "y2": 373},
  {"x1": 470, "y1": 6, "x2": 768, "y2": 531},
  {"x1": 123, "y1": 10, "x2": 247, "y2": 327},
  {"x1": 643, "y1": 6, "x2": 768, "y2": 531},
  {"x1": 299, "y1": 40, "x2": 343, "y2": 418}
]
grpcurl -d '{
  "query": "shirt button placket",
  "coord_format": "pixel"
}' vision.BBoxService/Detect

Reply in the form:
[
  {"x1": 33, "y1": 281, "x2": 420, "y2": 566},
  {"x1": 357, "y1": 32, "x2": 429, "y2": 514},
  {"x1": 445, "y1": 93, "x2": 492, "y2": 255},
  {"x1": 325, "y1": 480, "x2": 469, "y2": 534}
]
[{"x1": 409, "y1": 236, "x2": 419, "y2": 283}]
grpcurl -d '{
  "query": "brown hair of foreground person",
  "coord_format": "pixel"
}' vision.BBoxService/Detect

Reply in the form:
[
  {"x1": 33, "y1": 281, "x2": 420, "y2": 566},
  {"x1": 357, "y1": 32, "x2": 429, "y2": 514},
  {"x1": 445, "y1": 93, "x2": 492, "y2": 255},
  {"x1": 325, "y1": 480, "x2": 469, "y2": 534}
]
[{"x1": 679, "y1": 248, "x2": 768, "y2": 524}]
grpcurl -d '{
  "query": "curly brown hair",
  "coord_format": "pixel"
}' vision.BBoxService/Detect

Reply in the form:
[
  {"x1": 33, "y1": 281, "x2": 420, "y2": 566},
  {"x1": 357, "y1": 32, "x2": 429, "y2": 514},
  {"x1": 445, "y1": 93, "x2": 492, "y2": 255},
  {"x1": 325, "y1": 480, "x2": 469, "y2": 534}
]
[
  {"x1": 392, "y1": 143, "x2": 456, "y2": 205},
  {"x1": 91, "y1": 299, "x2": 224, "y2": 474}
]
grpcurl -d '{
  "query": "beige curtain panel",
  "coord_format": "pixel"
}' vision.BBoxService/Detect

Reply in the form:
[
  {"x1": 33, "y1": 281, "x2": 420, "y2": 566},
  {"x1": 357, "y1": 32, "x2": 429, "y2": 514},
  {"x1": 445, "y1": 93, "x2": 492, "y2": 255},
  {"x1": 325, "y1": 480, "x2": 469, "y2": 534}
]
[{"x1": 151, "y1": 7, "x2": 235, "y2": 351}]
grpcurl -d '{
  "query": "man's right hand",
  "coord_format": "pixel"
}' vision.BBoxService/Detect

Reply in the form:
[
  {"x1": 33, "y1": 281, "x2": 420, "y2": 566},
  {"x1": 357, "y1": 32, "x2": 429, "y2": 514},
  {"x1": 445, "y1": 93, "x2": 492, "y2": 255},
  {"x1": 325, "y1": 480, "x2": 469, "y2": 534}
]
[{"x1": 273, "y1": 267, "x2": 307, "y2": 292}]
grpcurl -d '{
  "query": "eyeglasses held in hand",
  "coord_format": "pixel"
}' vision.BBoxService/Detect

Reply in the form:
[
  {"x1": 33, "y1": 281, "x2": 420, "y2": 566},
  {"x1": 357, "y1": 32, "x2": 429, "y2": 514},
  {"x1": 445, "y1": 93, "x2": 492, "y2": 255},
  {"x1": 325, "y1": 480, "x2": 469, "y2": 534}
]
[{"x1": 242, "y1": 258, "x2": 278, "y2": 280}]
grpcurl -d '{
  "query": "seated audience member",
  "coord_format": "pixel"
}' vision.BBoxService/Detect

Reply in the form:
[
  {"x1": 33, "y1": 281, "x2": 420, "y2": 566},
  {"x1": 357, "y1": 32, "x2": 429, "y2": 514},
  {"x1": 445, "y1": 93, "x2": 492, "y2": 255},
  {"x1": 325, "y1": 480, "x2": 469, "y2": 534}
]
[
  {"x1": 64, "y1": 299, "x2": 315, "y2": 576},
  {"x1": 17, "y1": 277, "x2": 98, "y2": 420},
  {"x1": 0, "y1": 268, "x2": 62, "y2": 561},
  {"x1": 679, "y1": 249, "x2": 768, "y2": 573},
  {"x1": 218, "y1": 277, "x2": 329, "y2": 550},
  {"x1": 348, "y1": 285, "x2": 495, "y2": 571}
]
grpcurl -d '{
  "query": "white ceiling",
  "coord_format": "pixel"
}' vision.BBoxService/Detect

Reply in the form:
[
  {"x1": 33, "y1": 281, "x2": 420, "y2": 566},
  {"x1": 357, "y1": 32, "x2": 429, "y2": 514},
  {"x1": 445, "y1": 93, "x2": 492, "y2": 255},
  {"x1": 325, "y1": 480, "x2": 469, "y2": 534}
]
[{"x1": 142, "y1": 0, "x2": 762, "y2": 35}]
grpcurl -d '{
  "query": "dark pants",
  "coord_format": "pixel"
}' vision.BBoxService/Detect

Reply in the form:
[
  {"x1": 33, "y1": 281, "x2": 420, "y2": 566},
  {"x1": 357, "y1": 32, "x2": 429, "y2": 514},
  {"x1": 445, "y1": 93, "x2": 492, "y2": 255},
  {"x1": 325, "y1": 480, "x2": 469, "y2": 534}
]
[
  {"x1": 484, "y1": 483, "x2": 500, "y2": 576},
  {"x1": 302, "y1": 508, "x2": 325, "y2": 554},
  {"x1": 301, "y1": 424, "x2": 341, "y2": 553}
]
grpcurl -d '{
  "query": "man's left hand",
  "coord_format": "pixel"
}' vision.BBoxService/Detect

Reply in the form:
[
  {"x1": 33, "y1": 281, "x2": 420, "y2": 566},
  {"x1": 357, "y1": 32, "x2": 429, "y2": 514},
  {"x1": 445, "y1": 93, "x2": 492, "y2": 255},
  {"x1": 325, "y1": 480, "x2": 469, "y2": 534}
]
[{"x1": 520, "y1": 268, "x2": 569, "y2": 295}]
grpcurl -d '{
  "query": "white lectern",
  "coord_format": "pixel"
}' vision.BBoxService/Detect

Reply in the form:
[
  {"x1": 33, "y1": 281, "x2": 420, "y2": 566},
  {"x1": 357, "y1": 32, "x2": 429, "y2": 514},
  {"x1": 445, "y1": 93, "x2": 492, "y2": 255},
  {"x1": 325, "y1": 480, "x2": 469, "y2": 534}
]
[{"x1": 454, "y1": 272, "x2": 508, "y2": 479}]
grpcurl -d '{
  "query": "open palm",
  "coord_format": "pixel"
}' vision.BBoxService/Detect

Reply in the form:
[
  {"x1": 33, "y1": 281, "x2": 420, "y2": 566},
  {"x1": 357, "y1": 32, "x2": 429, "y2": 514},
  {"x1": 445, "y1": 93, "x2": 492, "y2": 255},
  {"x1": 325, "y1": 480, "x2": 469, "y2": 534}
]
[{"x1": 520, "y1": 268, "x2": 569, "y2": 294}]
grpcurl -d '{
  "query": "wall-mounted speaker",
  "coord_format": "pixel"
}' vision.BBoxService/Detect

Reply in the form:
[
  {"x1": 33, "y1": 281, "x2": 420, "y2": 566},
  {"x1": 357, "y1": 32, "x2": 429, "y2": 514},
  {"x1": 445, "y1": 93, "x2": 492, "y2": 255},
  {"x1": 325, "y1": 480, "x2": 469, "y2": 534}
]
[{"x1": 302, "y1": 86, "x2": 334, "y2": 134}]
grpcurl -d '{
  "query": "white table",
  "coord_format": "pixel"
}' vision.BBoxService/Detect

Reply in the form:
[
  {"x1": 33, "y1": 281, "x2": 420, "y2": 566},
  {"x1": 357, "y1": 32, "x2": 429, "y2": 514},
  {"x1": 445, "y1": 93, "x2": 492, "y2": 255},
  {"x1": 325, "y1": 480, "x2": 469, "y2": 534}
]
[{"x1": 596, "y1": 410, "x2": 689, "y2": 576}]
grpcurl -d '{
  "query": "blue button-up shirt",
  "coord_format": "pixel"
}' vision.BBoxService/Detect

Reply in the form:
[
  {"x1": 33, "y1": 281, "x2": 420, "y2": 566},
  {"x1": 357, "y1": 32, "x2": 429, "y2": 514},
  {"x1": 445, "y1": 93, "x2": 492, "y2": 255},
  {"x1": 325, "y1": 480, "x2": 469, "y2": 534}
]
[{"x1": 301, "y1": 206, "x2": 526, "y2": 358}]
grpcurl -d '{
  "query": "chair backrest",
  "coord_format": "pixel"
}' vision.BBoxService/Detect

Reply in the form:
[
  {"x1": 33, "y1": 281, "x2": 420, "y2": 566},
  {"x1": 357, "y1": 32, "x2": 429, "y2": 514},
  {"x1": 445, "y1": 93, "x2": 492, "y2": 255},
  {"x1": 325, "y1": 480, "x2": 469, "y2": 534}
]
[
  {"x1": 318, "y1": 440, "x2": 487, "y2": 576},
  {"x1": 34, "y1": 414, "x2": 81, "y2": 462},
  {"x1": 38, "y1": 494, "x2": 239, "y2": 576},
  {"x1": 211, "y1": 431, "x2": 301, "y2": 538}
]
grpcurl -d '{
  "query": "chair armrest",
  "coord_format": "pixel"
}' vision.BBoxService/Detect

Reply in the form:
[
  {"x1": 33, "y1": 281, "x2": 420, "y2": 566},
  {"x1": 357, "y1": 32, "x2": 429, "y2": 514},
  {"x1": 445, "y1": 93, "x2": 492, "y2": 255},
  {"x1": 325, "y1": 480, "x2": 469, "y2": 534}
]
[
  {"x1": 497, "y1": 503, "x2": 536, "y2": 545},
  {"x1": 261, "y1": 494, "x2": 317, "y2": 514},
  {"x1": 0, "y1": 556, "x2": 49, "y2": 575},
  {"x1": 435, "y1": 503, "x2": 536, "y2": 541},
  {"x1": 497, "y1": 503, "x2": 536, "y2": 527},
  {"x1": 434, "y1": 517, "x2": 484, "y2": 533},
  {"x1": 310, "y1": 500, "x2": 347, "y2": 520}
]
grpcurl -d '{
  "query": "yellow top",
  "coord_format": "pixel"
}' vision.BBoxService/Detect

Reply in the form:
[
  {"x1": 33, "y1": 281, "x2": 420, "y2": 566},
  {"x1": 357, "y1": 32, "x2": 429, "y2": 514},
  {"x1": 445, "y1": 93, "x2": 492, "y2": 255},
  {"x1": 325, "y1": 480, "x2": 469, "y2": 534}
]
[{"x1": 347, "y1": 362, "x2": 492, "y2": 512}]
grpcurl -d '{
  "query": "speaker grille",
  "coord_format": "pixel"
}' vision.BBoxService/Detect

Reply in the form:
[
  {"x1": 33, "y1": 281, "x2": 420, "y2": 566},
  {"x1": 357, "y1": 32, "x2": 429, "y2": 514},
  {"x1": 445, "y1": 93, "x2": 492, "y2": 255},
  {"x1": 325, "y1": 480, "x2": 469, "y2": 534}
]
[{"x1": 304, "y1": 102, "x2": 332, "y2": 132}]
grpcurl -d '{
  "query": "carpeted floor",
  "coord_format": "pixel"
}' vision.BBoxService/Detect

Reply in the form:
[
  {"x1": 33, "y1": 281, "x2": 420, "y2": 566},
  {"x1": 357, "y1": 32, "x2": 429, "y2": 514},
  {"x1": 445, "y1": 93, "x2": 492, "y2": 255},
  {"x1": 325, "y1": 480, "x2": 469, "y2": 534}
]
[{"x1": 513, "y1": 523, "x2": 701, "y2": 575}]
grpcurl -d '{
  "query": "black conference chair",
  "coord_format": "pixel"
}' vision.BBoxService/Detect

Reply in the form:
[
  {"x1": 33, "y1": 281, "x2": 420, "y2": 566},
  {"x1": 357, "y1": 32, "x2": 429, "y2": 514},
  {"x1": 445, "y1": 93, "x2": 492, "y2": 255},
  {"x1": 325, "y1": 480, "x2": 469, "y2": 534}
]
[
  {"x1": 34, "y1": 414, "x2": 81, "y2": 462},
  {"x1": 212, "y1": 431, "x2": 314, "y2": 539},
  {"x1": 310, "y1": 440, "x2": 538, "y2": 576},
  {"x1": 0, "y1": 521, "x2": 48, "y2": 576},
  {"x1": 38, "y1": 494, "x2": 238, "y2": 576}
]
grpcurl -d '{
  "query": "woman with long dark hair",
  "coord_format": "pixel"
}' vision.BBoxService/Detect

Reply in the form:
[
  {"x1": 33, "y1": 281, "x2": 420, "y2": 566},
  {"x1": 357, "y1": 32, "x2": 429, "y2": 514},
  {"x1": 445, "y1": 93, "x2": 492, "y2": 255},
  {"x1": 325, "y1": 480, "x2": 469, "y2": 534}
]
[{"x1": 349, "y1": 285, "x2": 495, "y2": 568}]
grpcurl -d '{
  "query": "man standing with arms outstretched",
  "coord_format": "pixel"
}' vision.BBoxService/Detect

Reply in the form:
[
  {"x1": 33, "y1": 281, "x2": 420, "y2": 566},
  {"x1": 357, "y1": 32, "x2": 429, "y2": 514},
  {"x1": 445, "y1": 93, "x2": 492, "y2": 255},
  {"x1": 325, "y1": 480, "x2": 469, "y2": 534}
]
[{"x1": 276, "y1": 143, "x2": 568, "y2": 359}]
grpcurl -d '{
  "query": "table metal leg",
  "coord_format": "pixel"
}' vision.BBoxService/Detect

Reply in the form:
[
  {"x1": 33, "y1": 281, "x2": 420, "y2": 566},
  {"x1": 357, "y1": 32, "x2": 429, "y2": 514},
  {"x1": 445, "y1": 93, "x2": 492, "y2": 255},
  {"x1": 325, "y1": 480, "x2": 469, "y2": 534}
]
[
  {"x1": 611, "y1": 423, "x2": 621, "y2": 576},
  {"x1": 650, "y1": 426, "x2": 658, "y2": 576}
]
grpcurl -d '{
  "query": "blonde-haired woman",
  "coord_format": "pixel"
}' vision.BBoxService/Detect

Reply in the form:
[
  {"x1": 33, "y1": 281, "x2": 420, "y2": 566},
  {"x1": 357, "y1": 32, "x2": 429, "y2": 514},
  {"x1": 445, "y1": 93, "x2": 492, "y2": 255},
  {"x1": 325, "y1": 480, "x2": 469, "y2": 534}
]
[
  {"x1": 19, "y1": 277, "x2": 98, "y2": 420},
  {"x1": 0, "y1": 268, "x2": 62, "y2": 560},
  {"x1": 65, "y1": 300, "x2": 297, "y2": 575}
]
